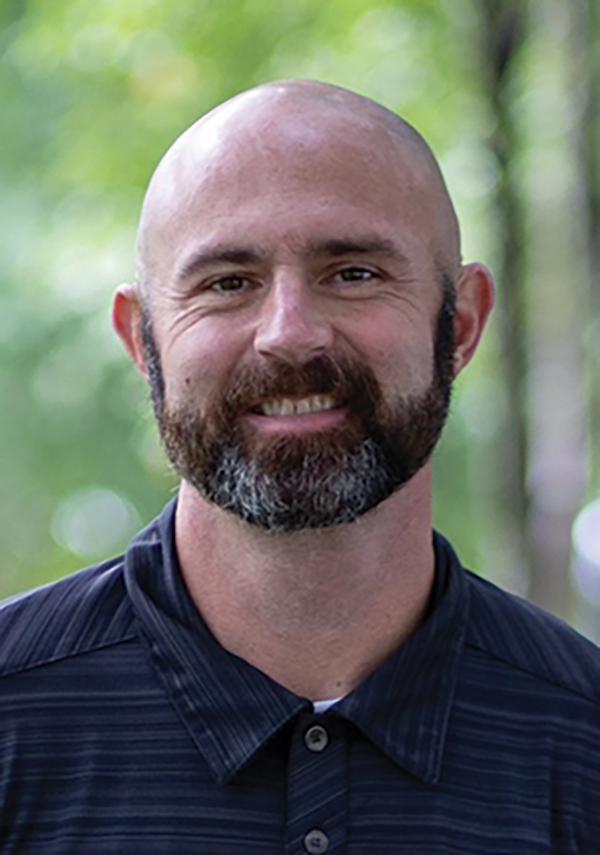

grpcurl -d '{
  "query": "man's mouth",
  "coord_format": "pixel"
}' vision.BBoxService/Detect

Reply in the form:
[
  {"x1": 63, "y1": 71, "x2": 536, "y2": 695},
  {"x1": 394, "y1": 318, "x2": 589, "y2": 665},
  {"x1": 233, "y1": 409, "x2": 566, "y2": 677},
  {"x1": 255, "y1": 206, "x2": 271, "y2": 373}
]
[{"x1": 253, "y1": 395, "x2": 341, "y2": 417}]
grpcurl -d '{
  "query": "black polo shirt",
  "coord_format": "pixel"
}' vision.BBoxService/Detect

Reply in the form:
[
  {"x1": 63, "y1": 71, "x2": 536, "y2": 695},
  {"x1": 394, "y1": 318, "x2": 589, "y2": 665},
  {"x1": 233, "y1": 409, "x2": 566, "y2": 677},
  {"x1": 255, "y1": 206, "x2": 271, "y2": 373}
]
[{"x1": 1, "y1": 500, "x2": 599, "y2": 853}]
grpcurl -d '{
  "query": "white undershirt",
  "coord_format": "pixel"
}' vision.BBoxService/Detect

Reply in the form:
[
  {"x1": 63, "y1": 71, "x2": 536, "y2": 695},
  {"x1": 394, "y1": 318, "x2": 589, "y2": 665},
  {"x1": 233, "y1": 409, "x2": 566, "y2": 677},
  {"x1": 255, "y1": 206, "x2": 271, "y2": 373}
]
[{"x1": 312, "y1": 696, "x2": 344, "y2": 714}]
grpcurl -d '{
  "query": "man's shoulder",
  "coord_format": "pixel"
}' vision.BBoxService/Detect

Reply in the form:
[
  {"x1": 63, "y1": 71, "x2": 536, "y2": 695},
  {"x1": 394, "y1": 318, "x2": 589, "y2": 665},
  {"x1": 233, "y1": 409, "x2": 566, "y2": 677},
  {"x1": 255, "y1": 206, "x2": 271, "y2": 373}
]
[
  {"x1": 0, "y1": 556, "x2": 137, "y2": 680},
  {"x1": 464, "y1": 568, "x2": 600, "y2": 706}
]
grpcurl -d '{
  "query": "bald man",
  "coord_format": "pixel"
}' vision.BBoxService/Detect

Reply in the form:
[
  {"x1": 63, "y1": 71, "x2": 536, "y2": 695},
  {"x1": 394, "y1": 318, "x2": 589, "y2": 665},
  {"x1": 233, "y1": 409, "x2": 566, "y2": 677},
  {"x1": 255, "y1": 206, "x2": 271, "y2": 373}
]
[{"x1": 1, "y1": 82, "x2": 599, "y2": 854}]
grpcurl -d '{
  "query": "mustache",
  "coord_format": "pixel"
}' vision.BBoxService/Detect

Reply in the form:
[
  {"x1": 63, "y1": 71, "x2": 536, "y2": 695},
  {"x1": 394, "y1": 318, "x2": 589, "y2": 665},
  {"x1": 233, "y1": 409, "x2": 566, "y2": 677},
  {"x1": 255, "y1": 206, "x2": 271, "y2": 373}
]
[{"x1": 215, "y1": 353, "x2": 383, "y2": 419}]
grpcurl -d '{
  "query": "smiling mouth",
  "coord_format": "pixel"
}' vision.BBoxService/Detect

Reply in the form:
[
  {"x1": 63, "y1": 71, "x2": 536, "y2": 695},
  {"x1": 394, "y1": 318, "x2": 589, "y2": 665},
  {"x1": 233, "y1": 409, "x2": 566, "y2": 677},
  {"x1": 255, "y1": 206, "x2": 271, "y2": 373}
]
[{"x1": 253, "y1": 395, "x2": 341, "y2": 417}]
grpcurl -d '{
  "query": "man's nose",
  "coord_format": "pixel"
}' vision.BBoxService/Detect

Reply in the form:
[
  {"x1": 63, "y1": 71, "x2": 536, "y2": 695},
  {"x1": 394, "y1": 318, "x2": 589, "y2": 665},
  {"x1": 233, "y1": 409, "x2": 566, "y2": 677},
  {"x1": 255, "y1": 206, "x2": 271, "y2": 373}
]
[{"x1": 253, "y1": 275, "x2": 334, "y2": 364}]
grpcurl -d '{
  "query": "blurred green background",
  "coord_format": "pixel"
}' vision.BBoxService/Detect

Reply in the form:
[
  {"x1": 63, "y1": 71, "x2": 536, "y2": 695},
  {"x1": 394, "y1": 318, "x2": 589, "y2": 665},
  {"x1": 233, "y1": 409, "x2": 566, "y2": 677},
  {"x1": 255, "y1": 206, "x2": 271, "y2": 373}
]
[{"x1": 1, "y1": 0, "x2": 599, "y2": 633}]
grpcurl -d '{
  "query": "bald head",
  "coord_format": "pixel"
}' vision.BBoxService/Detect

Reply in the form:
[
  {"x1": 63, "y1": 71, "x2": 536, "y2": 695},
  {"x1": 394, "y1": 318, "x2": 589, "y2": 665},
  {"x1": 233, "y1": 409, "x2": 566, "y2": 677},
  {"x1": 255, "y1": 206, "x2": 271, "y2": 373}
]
[{"x1": 135, "y1": 80, "x2": 461, "y2": 302}]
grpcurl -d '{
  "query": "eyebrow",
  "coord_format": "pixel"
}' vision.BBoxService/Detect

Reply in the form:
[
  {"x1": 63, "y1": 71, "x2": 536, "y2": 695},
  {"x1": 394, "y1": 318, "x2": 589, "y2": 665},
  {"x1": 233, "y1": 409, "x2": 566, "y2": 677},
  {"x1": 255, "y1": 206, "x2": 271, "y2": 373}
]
[
  {"x1": 177, "y1": 247, "x2": 263, "y2": 284},
  {"x1": 304, "y1": 237, "x2": 409, "y2": 264}
]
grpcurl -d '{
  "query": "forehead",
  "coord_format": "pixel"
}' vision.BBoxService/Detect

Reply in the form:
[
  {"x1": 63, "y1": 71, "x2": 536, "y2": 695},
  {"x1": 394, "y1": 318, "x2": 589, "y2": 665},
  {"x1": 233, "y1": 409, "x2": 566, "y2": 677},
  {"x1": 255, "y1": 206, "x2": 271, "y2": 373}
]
[{"x1": 140, "y1": 101, "x2": 443, "y2": 283}]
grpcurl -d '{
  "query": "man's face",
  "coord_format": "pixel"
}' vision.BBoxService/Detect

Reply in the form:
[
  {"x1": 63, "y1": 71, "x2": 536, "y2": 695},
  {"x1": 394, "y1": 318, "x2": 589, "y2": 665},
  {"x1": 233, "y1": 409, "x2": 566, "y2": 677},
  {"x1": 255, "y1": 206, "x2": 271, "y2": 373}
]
[{"x1": 137, "y1": 102, "x2": 458, "y2": 531}]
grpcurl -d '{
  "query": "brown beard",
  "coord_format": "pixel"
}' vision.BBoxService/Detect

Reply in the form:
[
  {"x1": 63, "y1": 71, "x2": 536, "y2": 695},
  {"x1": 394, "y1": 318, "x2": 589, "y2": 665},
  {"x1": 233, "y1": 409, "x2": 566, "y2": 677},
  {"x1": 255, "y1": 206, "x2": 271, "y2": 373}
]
[{"x1": 141, "y1": 289, "x2": 456, "y2": 531}]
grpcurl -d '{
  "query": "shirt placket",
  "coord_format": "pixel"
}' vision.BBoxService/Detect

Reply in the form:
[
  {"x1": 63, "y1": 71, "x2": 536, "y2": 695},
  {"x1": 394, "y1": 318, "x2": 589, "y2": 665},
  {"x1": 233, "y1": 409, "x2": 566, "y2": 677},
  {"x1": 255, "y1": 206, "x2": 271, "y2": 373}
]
[{"x1": 284, "y1": 712, "x2": 349, "y2": 855}]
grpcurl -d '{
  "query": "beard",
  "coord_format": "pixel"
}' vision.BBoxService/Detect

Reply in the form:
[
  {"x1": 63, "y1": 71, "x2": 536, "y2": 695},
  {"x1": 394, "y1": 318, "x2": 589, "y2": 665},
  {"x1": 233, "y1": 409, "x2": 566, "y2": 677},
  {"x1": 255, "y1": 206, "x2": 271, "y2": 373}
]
[{"x1": 141, "y1": 289, "x2": 456, "y2": 532}]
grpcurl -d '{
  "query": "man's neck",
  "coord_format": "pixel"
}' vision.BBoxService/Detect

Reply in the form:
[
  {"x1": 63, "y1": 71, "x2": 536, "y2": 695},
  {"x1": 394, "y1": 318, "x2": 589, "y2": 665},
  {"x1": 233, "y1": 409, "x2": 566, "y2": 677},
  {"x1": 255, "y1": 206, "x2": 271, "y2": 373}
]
[{"x1": 175, "y1": 469, "x2": 436, "y2": 701}]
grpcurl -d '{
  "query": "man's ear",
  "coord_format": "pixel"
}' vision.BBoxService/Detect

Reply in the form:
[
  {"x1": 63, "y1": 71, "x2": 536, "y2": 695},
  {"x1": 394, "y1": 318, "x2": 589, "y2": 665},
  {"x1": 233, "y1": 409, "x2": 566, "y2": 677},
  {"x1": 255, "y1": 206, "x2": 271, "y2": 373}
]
[
  {"x1": 112, "y1": 284, "x2": 149, "y2": 380},
  {"x1": 452, "y1": 262, "x2": 495, "y2": 376}
]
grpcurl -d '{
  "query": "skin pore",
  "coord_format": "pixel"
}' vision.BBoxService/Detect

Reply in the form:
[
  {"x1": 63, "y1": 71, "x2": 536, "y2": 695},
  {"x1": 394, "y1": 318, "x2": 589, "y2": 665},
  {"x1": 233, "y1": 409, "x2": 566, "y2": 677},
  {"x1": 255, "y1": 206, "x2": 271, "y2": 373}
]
[{"x1": 113, "y1": 80, "x2": 494, "y2": 700}]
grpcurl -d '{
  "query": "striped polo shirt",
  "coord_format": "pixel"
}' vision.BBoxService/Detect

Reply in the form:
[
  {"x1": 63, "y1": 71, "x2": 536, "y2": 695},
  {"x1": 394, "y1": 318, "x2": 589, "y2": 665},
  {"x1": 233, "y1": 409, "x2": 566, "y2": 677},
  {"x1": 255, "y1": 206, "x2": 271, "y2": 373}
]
[{"x1": 1, "y1": 499, "x2": 599, "y2": 853}]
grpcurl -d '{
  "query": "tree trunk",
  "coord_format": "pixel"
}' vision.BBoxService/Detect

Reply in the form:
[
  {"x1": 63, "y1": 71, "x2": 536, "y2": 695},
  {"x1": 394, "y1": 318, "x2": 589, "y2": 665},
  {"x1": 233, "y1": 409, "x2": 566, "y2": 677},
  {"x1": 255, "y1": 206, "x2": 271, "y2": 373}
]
[
  {"x1": 479, "y1": 1, "x2": 533, "y2": 595},
  {"x1": 519, "y1": 0, "x2": 588, "y2": 618},
  {"x1": 480, "y1": 0, "x2": 589, "y2": 619},
  {"x1": 575, "y1": 0, "x2": 600, "y2": 491}
]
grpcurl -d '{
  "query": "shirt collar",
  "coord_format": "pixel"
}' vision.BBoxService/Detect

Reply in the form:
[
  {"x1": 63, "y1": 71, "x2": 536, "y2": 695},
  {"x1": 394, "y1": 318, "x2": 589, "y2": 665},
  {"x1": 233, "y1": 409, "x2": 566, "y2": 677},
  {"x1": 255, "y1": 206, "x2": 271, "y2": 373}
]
[
  {"x1": 125, "y1": 500, "x2": 469, "y2": 786},
  {"x1": 336, "y1": 534, "x2": 469, "y2": 784}
]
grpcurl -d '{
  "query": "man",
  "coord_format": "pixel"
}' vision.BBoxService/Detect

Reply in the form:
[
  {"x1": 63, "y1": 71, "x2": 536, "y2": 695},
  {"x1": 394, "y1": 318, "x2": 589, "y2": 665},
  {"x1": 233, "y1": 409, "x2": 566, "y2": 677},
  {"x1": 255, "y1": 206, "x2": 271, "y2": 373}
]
[{"x1": 1, "y1": 81, "x2": 599, "y2": 854}]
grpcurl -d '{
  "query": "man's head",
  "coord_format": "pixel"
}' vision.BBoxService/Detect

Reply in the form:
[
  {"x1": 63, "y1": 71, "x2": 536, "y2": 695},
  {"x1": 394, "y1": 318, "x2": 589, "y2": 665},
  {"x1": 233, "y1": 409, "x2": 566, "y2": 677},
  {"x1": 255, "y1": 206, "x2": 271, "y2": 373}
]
[{"x1": 114, "y1": 80, "x2": 494, "y2": 531}]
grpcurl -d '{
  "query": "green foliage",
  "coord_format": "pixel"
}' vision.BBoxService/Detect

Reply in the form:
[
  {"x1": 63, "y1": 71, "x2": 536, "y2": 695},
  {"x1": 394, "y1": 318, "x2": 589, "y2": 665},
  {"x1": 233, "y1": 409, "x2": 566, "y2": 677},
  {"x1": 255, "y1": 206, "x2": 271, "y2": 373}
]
[{"x1": 0, "y1": 0, "x2": 597, "y2": 604}]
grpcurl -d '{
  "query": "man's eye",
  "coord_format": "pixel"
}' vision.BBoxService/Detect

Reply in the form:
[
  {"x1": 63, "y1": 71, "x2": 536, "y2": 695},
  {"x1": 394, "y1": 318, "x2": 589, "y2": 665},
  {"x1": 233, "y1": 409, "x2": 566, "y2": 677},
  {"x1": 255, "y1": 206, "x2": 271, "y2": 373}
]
[
  {"x1": 209, "y1": 276, "x2": 252, "y2": 293},
  {"x1": 335, "y1": 267, "x2": 378, "y2": 283}
]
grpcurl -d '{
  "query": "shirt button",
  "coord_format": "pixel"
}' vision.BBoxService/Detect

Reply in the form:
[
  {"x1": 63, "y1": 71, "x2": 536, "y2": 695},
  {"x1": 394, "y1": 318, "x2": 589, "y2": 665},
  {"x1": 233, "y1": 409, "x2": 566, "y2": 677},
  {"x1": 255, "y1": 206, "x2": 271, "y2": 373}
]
[
  {"x1": 304, "y1": 828, "x2": 329, "y2": 854},
  {"x1": 304, "y1": 724, "x2": 329, "y2": 752}
]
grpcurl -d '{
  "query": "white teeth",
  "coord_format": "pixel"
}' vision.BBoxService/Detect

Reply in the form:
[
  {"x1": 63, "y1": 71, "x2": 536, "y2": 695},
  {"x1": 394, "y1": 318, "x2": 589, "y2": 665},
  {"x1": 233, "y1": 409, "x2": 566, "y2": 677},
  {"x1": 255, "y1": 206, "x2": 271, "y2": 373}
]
[
  {"x1": 296, "y1": 399, "x2": 313, "y2": 415},
  {"x1": 259, "y1": 395, "x2": 338, "y2": 416}
]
